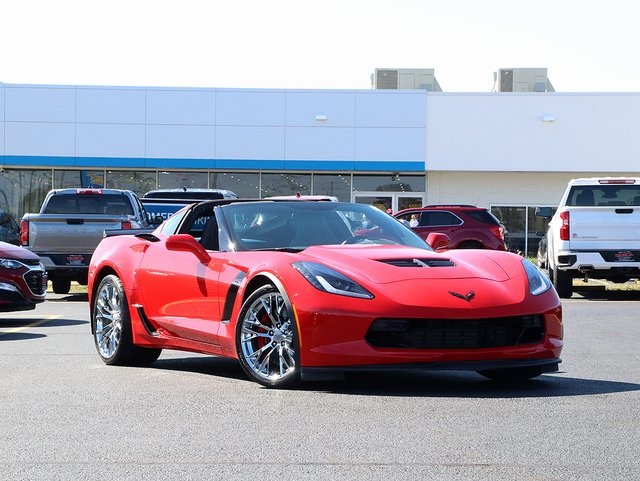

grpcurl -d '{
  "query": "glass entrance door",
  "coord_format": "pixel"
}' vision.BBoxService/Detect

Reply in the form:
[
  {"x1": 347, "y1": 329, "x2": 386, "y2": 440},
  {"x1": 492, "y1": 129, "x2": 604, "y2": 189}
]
[{"x1": 354, "y1": 193, "x2": 425, "y2": 213}]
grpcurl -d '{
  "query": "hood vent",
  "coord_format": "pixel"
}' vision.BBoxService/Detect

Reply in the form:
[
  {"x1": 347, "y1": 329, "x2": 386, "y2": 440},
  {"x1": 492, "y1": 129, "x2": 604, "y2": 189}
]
[{"x1": 380, "y1": 258, "x2": 455, "y2": 268}]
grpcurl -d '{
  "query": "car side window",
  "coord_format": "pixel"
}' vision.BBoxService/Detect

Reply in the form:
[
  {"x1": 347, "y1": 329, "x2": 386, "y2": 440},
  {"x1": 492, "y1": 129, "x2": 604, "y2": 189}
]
[
  {"x1": 422, "y1": 211, "x2": 462, "y2": 227},
  {"x1": 160, "y1": 210, "x2": 188, "y2": 235}
]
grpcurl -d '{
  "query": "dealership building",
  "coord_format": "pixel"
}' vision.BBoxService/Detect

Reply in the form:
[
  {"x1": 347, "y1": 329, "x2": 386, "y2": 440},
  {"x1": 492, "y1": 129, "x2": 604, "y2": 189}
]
[{"x1": 1, "y1": 68, "x2": 639, "y2": 254}]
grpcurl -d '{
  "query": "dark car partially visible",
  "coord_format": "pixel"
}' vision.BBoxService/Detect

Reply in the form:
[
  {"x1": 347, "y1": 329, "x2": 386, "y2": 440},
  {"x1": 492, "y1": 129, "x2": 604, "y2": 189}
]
[
  {"x1": 0, "y1": 209, "x2": 20, "y2": 245},
  {"x1": 0, "y1": 241, "x2": 47, "y2": 312}
]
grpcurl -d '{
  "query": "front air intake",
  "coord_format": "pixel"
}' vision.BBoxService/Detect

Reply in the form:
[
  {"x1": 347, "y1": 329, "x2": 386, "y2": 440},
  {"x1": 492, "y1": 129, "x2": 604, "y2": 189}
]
[
  {"x1": 366, "y1": 315, "x2": 545, "y2": 349},
  {"x1": 379, "y1": 258, "x2": 455, "y2": 268}
]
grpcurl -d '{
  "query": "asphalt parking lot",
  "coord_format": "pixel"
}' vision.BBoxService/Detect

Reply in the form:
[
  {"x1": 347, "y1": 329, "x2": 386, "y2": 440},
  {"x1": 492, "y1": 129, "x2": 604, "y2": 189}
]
[{"x1": 1, "y1": 290, "x2": 640, "y2": 481}]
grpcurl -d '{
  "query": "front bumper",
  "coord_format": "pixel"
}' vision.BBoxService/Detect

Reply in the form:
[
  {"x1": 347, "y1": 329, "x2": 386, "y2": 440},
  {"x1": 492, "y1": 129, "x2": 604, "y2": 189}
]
[
  {"x1": 0, "y1": 282, "x2": 45, "y2": 311},
  {"x1": 300, "y1": 357, "x2": 561, "y2": 381},
  {"x1": 556, "y1": 250, "x2": 640, "y2": 278}
]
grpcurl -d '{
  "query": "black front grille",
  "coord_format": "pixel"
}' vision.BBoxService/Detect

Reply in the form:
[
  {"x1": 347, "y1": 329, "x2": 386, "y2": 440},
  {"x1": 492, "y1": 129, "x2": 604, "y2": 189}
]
[
  {"x1": 24, "y1": 271, "x2": 47, "y2": 295},
  {"x1": 366, "y1": 315, "x2": 544, "y2": 349}
]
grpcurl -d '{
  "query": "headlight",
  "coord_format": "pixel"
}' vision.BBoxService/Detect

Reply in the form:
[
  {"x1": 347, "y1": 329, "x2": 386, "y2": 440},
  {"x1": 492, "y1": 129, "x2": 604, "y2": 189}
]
[
  {"x1": 0, "y1": 258, "x2": 25, "y2": 269},
  {"x1": 292, "y1": 261, "x2": 374, "y2": 299},
  {"x1": 522, "y1": 259, "x2": 552, "y2": 296}
]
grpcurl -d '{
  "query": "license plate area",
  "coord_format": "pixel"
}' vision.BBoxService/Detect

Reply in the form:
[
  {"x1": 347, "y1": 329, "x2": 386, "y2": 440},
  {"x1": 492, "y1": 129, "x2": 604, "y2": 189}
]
[{"x1": 65, "y1": 254, "x2": 86, "y2": 266}]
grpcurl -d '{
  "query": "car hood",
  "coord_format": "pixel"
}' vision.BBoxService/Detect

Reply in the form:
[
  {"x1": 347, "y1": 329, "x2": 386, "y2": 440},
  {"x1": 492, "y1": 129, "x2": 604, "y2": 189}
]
[
  {"x1": 299, "y1": 244, "x2": 517, "y2": 283},
  {"x1": 292, "y1": 245, "x2": 531, "y2": 310},
  {"x1": 0, "y1": 241, "x2": 41, "y2": 261}
]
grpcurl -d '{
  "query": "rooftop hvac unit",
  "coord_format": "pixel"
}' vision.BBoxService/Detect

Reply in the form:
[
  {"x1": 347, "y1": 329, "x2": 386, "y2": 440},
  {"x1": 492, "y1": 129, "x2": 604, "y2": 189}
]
[
  {"x1": 498, "y1": 68, "x2": 555, "y2": 92},
  {"x1": 373, "y1": 68, "x2": 442, "y2": 91}
]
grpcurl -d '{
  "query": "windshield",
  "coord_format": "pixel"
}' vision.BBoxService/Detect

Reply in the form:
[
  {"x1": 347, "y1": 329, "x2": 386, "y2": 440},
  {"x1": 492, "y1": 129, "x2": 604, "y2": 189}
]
[
  {"x1": 218, "y1": 201, "x2": 431, "y2": 252},
  {"x1": 567, "y1": 184, "x2": 640, "y2": 206}
]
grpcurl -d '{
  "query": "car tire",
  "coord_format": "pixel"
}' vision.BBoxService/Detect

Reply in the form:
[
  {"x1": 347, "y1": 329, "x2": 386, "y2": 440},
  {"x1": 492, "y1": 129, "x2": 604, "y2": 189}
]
[
  {"x1": 52, "y1": 278, "x2": 71, "y2": 294},
  {"x1": 92, "y1": 274, "x2": 162, "y2": 366},
  {"x1": 552, "y1": 265, "x2": 573, "y2": 299},
  {"x1": 235, "y1": 284, "x2": 300, "y2": 388},
  {"x1": 477, "y1": 366, "x2": 545, "y2": 382}
]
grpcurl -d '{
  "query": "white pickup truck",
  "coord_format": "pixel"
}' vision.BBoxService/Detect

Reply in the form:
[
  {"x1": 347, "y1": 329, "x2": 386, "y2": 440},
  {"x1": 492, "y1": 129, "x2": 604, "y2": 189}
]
[
  {"x1": 20, "y1": 188, "x2": 153, "y2": 294},
  {"x1": 537, "y1": 177, "x2": 640, "y2": 298}
]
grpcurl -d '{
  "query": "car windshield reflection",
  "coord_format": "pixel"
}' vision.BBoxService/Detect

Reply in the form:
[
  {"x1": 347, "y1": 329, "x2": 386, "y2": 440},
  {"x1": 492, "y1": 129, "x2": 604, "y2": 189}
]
[{"x1": 219, "y1": 202, "x2": 431, "y2": 252}]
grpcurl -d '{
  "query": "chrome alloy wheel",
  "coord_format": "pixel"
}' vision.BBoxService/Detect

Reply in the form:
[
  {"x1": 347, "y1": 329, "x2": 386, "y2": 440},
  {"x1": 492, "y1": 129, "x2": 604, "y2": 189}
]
[
  {"x1": 94, "y1": 278, "x2": 124, "y2": 360},
  {"x1": 239, "y1": 290, "x2": 297, "y2": 383}
]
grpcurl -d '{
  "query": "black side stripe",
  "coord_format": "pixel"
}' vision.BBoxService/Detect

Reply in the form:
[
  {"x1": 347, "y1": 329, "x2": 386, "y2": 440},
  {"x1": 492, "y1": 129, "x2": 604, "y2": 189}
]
[
  {"x1": 222, "y1": 272, "x2": 246, "y2": 323},
  {"x1": 136, "y1": 306, "x2": 159, "y2": 336}
]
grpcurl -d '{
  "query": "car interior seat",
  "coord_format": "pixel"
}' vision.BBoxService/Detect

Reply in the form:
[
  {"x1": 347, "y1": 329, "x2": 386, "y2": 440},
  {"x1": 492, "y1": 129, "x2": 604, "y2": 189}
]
[
  {"x1": 575, "y1": 190, "x2": 595, "y2": 206},
  {"x1": 199, "y1": 216, "x2": 220, "y2": 250}
]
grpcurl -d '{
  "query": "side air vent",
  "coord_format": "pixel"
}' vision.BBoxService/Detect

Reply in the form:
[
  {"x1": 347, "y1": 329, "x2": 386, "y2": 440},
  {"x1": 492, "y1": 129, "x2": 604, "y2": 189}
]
[{"x1": 380, "y1": 258, "x2": 455, "y2": 268}]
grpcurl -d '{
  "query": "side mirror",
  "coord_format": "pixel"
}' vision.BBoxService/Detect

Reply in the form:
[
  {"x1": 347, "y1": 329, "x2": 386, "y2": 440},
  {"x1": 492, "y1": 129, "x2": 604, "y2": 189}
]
[
  {"x1": 535, "y1": 206, "x2": 553, "y2": 218},
  {"x1": 166, "y1": 234, "x2": 210, "y2": 263},
  {"x1": 426, "y1": 232, "x2": 450, "y2": 251}
]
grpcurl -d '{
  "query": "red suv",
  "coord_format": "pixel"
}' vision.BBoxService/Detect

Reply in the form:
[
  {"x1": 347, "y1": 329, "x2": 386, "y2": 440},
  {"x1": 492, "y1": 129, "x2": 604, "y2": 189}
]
[{"x1": 394, "y1": 205, "x2": 508, "y2": 251}]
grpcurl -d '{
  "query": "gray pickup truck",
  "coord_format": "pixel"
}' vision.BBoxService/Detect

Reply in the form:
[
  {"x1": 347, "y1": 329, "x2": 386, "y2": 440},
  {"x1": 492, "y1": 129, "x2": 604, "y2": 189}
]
[{"x1": 20, "y1": 188, "x2": 153, "y2": 293}]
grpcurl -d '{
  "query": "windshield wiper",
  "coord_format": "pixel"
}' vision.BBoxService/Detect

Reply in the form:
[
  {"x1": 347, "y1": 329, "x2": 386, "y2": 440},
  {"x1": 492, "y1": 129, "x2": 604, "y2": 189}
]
[{"x1": 250, "y1": 247, "x2": 305, "y2": 253}]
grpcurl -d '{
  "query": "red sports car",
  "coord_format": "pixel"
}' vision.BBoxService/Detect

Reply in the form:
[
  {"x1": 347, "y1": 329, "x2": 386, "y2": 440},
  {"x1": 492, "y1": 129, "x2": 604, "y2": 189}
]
[
  {"x1": 0, "y1": 241, "x2": 48, "y2": 312},
  {"x1": 88, "y1": 200, "x2": 562, "y2": 388}
]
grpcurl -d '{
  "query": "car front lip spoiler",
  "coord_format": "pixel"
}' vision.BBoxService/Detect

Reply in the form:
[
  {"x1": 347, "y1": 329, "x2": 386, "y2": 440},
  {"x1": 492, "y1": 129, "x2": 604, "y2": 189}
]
[{"x1": 300, "y1": 357, "x2": 561, "y2": 382}]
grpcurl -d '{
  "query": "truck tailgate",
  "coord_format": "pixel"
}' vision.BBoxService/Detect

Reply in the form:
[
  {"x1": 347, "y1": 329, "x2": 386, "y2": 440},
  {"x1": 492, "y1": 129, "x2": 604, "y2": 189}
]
[
  {"x1": 569, "y1": 207, "x2": 640, "y2": 250},
  {"x1": 29, "y1": 215, "x2": 124, "y2": 253}
]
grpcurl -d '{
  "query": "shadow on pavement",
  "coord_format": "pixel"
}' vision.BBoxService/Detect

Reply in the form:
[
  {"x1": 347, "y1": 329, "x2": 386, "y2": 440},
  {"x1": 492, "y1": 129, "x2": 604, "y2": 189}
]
[
  {"x1": 0, "y1": 332, "x2": 47, "y2": 341},
  {"x1": 0, "y1": 317, "x2": 87, "y2": 328},
  {"x1": 147, "y1": 355, "x2": 640, "y2": 398},
  {"x1": 46, "y1": 293, "x2": 89, "y2": 302},
  {"x1": 574, "y1": 288, "x2": 640, "y2": 301}
]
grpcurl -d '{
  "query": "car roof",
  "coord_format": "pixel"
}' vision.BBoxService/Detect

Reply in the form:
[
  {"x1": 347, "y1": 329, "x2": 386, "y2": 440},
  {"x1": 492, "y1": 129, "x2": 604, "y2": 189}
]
[
  {"x1": 48, "y1": 188, "x2": 131, "y2": 195},
  {"x1": 394, "y1": 205, "x2": 486, "y2": 216},
  {"x1": 143, "y1": 188, "x2": 238, "y2": 200},
  {"x1": 264, "y1": 194, "x2": 338, "y2": 202}
]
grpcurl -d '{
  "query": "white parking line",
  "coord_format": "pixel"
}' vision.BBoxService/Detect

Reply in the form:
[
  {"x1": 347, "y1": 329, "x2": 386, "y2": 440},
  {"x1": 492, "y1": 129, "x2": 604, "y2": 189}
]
[{"x1": 0, "y1": 315, "x2": 62, "y2": 336}]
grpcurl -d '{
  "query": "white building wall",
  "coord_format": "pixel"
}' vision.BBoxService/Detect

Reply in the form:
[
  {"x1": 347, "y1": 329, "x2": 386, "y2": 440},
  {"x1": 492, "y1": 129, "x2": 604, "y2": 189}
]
[
  {"x1": 426, "y1": 92, "x2": 640, "y2": 173},
  {"x1": 427, "y1": 171, "x2": 640, "y2": 209},
  {"x1": 3, "y1": 82, "x2": 640, "y2": 199},
  {"x1": 5, "y1": 122, "x2": 75, "y2": 157},
  {"x1": 0, "y1": 84, "x2": 427, "y2": 170}
]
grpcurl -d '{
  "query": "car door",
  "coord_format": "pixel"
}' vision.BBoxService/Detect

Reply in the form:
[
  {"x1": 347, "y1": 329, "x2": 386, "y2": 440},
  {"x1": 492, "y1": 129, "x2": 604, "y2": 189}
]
[{"x1": 136, "y1": 217, "x2": 224, "y2": 345}]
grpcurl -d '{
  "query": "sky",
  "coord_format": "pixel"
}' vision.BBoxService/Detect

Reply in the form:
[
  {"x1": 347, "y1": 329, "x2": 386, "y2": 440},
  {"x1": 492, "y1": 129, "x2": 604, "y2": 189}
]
[{"x1": 1, "y1": 0, "x2": 640, "y2": 93}]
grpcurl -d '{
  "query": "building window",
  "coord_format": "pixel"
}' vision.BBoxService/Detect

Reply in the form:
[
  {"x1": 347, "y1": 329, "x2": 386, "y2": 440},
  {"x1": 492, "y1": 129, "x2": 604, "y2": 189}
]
[
  {"x1": 106, "y1": 170, "x2": 157, "y2": 197},
  {"x1": 353, "y1": 174, "x2": 424, "y2": 193},
  {"x1": 312, "y1": 174, "x2": 351, "y2": 201},
  {"x1": 54, "y1": 170, "x2": 104, "y2": 189},
  {"x1": 0, "y1": 169, "x2": 52, "y2": 223},
  {"x1": 261, "y1": 173, "x2": 311, "y2": 197},
  {"x1": 491, "y1": 205, "x2": 556, "y2": 256},
  {"x1": 210, "y1": 172, "x2": 259, "y2": 198},
  {"x1": 158, "y1": 171, "x2": 208, "y2": 190}
]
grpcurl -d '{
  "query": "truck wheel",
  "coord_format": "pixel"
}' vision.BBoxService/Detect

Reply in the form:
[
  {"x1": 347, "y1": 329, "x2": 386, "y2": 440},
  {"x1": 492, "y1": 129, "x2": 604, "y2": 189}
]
[
  {"x1": 52, "y1": 279, "x2": 71, "y2": 294},
  {"x1": 552, "y1": 266, "x2": 573, "y2": 298}
]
